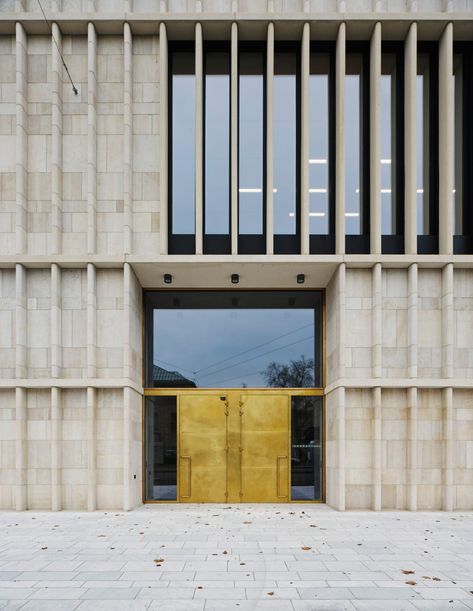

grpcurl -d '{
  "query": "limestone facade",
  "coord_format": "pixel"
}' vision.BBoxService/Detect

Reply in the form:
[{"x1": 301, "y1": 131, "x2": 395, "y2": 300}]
[{"x1": 0, "y1": 0, "x2": 472, "y2": 510}]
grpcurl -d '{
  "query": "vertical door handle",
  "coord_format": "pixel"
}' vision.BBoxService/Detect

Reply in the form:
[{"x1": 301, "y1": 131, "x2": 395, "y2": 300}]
[
  {"x1": 180, "y1": 455, "x2": 191, "y2": 498},
  {"x1": 277, "y1": 455, "x2": 288, "y2": 498}
]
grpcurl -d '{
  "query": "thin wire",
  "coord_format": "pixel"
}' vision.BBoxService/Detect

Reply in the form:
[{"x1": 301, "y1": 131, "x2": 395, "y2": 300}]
[
  {"x1": 193, "y1": 322, "x2": 314, "y2": 375},
  {"x1": 197, "y1": 335, "x2": 314, "y2": 383},
  {"x1": 37, "y1": 0, "x2": 78, "y2": 95},
  {"x1": 198, "y1": 370, "x2": 264, "y2": 388}
]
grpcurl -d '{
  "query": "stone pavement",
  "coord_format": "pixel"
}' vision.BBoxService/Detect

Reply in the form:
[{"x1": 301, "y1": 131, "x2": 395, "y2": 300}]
[{"x1": 0, "y1": 504, "x2": 473, "y2": 611}]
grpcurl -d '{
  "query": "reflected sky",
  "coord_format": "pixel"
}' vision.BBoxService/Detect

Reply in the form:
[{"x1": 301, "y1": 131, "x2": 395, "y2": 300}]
[{"x1": 153, "y1": 309, "x2": 315, "y2": 388}]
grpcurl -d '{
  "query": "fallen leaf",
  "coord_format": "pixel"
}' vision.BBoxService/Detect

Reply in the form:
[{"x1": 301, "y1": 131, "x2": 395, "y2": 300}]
[
  {"x1": 405, "y1": 580, "x2": 417, "y2": 586},
  {"x1": 432, "y1": 577, "x2": 441, "y2": 581},
  {"x1": 267, "y1": 592, "x2": 274, "y2": 596},
  {"x1": 41, "y1": 546, "x2": 47, "y2": 550},
  {"x1": 243, "y1": 521, "x2": 252, "y2": 524},
  {"x1": 402, "y1": 570, "x2": 415, "y2": 575},
  {"x1": 154, "y1": 558, "x2": 164, "y2": 563},
  {"x1": 301, "y1": 546, "x2": 312, "y2": 551}
]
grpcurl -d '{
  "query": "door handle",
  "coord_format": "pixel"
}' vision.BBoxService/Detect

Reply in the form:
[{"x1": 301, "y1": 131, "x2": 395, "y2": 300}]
[
  {"x1": 180, "y1": 455, "x2": 191, "y2": 498},
  {"x1": 277, "y1": 455, "x2": 288, "y2": 498}
]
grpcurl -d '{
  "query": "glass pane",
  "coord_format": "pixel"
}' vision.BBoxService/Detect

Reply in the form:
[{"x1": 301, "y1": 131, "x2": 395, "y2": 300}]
[
  {"x1": 172, "y1": 52, "x2": 195, "y2": 234},
  {"x1": 274, "y1": 52, "x2": 297, "y2": 235},
  {"x1": 291, "y1": 395, "x2": 323, "y2": 501},
  {"x1": 147, "y1": 291, "x2": 322, "y2": 388},
  {"x1": 309, "y1": 53, "x2": 329, "y2": 235},
  {"x1": 345, "y1": 54, "x2": 363, "y2": 235},
  {"x1": 145, "y1": 396, "x2": 177, "y2": 501},
  {"x1": 205, "y1": 51, "x2": 230, "y2": 235},
  {"x1": 381, "y1": 54, "x2": 396, "y2": 235},
  {"x1": 239, "y1": 52, "x2": 264, "y2": 235},
  {"x1": 417, "y1": 54, "x2": 430, "y2": 235},
  {"x1": 454, "y1": 54, "x2": 463, "y2": 235}
]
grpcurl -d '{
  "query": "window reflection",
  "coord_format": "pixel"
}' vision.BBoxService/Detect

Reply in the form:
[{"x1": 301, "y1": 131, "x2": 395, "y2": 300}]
[
  {"x1": 171, "y1": 51, "x2": 195, "y2": 235},
  {"x1": 145, "y1": 396, "x2": 177, "y2": 501},
  {"x1": 239, "y1": 51, "x2": 264, "y2": 236},
  {"x1": 309, "y1": 53, "x2": 330, "y2": 235},
  {"x1": 291, "y1": 396, "x2": 323, "y2": 501},
  {"x1": 381, "y1": 54, "x2": 397, "y2": 236},
  {"x1": 416, "y1": 53, "x2": 430, "y2": 236},
  {"x1": 345, "y1": 54, "x2": 363, "y2": 235},
  {"x1": 205, "y1": 50, "x2": 230, "y2": 236},
  {"x1": 146, "y1": 291, "x2": 322, "y2": 389},
  {"x1": 274, "y1": 51, "x2": 297, "y2": 236}
]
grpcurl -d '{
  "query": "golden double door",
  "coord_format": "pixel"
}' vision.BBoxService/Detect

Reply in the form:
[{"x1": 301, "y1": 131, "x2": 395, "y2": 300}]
[{"x1": 178, "y1": 391, "x2": 290, "y2": 503}]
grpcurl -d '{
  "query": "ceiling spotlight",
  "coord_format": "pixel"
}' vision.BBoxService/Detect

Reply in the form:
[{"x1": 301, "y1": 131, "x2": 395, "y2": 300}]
[
  {"x1": 231, "y1": 274, "x2": 239, "y2": 284},
  {"x1": 164, "y1": 274, "x2": 172, "y2": 284},
  {"x1": 297, "y1": 274, "x2": 305, "y2": 284}
]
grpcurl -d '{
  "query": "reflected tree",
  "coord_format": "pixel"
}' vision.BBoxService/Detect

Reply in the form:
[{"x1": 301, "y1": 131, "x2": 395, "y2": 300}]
[{"x1": 262, "y1": 355, "x2": 314, "y2": 388}]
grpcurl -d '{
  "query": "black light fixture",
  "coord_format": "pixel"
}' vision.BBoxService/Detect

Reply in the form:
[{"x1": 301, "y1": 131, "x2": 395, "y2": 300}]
[
  {"x1": 231, "y1": 273, "x2": 239, "y2": 284},
  {"x1": 164, "y1": 273, "x2": 173, "y2": 284},
  {"x1": 297, "y1": 274, "x2": 305, "y2": 284}
]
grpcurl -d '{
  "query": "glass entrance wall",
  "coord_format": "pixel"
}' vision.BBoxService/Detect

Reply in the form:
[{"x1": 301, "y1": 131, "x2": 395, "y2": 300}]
[
  {"x1": 144, "y1": 291, "x2": 323, "y2": 389},
  {"x1": 291, "y1": 396, "x2": 323, "y2": 500},
  {"x1": 145, "y1": 396, "x2": 177, "y2": 501}
]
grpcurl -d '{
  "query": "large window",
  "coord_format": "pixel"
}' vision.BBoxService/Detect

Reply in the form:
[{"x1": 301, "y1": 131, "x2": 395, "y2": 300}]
[
  {"x1": 345, "y1": 46, "x2": 370, "y2": 254},
  {"x1": 381, "y1": 45, "x2": 404, "y2": 254},
  {"x1": 291, "y1": 396, "x2": 323, "y2": 501},
  {"x1": 238, "y1": 47, "x2": 265, "y2": 254},
  {"x1": 145, "y1": 396, "x2": 177, "y2": 501},
  {"x1": 145, "y1": 291, "x2": 323, "y2": 389},
  {"x1": 169, "y1": 47, "x2": 196, "y2": 254},
  {"x1": 309, "y1": 46, "x2": 335, "y2": 254},
  {"x1": 453, "y1": 44, "x2": 473, "y2": 254},
  {"x1": 274, "y1": 47, "x2": 299, "y2": 254},
  {"x1": 416, "y1": 45, "x2": 438, "y2": 254},
  {"x1": 204, "y1": 46, "x2": 231, "y2": 253}
]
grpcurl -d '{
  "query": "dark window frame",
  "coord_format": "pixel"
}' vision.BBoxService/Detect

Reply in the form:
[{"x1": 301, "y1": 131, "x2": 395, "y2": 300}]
[
  {"x1": 453, "y1": 41, "x2": 473, "y2": 254},
  {"x1": 168, "y1": 41, "x2": 196, "y2": 255},
  {"x1": 417, "y1": 41, "x2": 439, "y2": 255},
  {"x1": 381, "y1": 42, "x2": 405, "y2": 254},
  {"x1": 238, "y1": 42, "x2": 267, "y2": 255},
  {"x1": 345, "y1": 41, "x2": 371, "y2": 255},
  {"x1": 273, "y1": 41, "x2": 302, "y2": 255},
  {"x1": 309, "y1": 41, "x2": 336, "y2": 255},
  {"x1": 203, "y1": 41, "x2": 232, "y2": 254}
]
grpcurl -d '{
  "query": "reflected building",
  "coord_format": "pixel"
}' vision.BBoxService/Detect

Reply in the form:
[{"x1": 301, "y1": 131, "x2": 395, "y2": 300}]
[{"x1": 0, "y1": 0, "x2": 472, "y2": 511}]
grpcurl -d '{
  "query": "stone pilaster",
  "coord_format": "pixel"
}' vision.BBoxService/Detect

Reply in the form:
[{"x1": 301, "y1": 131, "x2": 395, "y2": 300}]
[
  {"x1": 159, "y1": 23, "x2": 168, "y2": 255},
  {"x1": 443, "y1": 386, "x2": 454, "y2": 510},
  {"x1": 407, "y1": 263, "x2": 418, "y2": 378},
  {"x1": 51, "y1": 263, "x2": 62, "y2": 379},
  {"x1": 87, "y1": 23, "x2": 97, "y2": 255},
  {"x1": 370, "y1": 22, "x2": 381, "y2": 254},
  {"x1": 87, "y1": 263, "x2": 96, "y2": 379},
  {"x1": 15, "y1": 264, "x2": 27, "y2": 379},
  {"x1": 439, "y1": 22, "x2": 454, "y2": 255},
  {"x1": 372, "y1": 386, "x2": 382, "y2": 510},
  {"x1": 266, "y1": 22, "x2": 274, "y2": 255},
  {"x1": 195, "y1": 23, "x2": 203, "y2": 255},
  {"x1": 87, "y1": 386, "x2": 96, "y2": 511},
  {"x1": 51, "y1": 23, "x2": 63, "y2": 256},
  {"x1": 15, "y1": 387, "x2": 27, "y2": 511},
  {"x1": 404, "y1": 22, "x2": 417, "y2": 254},
  {"x1": 301, "y1": 22, "x2": 310, "y2": 255},
  {"x1": 231, "y1": 22, "x2": 238, "y2": 255},
  {"x1": 442, "y1": 263, "x2": 454, "y2": 378},
  {"x1": 15, "y1": 22, "x2": 27, "y2": 256},
  {"x1": 372, "y1": 263, "x2": 382, "y2": 378},
  {"x1": 51, "y1": 386, "x2": 62, "y2": 511},
  {"x1": 123, "y1": 22, "x2": 133, "y2": 255},
  {"x1": 335, "y1": 22, "x2": 346, "y2": 254},
  {"x1": 407, "y1": 386, "x2": 418, "y2": 510}
]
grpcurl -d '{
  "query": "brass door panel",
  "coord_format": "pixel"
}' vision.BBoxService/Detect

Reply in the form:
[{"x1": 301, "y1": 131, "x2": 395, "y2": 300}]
[
  {"x1": 239, "y1": 394, "x2": 290, "y2": 502},
  {"x1": 179, "y1": 394, "x2": 228, "y2": 502}
]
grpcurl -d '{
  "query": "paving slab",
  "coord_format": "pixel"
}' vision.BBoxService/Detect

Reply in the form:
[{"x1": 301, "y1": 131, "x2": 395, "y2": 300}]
[{"x1": 0, "y1": 505, "x2": 471, "y2": 609}]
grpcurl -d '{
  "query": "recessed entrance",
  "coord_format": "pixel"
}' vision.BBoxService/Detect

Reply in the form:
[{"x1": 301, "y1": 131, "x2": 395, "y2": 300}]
[
  {"x1": 144, "y1": 390, "x2": 323, "y2": 503},
  {"x1": 143, "y1": 289, "x2": 324, "y2": 503}
]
